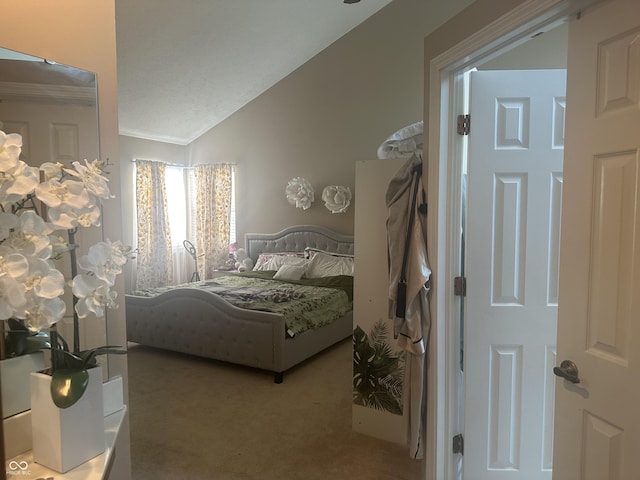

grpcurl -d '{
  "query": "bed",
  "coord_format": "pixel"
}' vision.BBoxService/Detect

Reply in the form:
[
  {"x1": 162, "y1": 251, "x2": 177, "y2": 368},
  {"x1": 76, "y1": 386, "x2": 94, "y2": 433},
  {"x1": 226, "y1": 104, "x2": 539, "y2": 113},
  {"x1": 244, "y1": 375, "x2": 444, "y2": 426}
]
[{"x1": 125, "y1": 225, "x2": 354, "y2": 383}]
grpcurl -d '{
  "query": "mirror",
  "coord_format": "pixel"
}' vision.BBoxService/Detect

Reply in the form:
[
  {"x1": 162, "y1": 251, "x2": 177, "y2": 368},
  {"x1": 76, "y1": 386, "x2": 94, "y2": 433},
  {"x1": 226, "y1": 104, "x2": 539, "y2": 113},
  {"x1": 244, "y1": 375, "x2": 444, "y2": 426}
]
[{"x1": 0, "y1": 47, "x2": 100, "y2": 466}]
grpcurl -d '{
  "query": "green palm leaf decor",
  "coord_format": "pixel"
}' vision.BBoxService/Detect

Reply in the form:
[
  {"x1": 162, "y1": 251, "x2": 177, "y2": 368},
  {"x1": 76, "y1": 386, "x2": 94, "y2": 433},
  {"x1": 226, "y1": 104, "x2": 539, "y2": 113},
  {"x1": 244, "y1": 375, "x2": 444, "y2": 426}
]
[{"x1": 353, "y1": 320, "x2": 404, "y2": 415}]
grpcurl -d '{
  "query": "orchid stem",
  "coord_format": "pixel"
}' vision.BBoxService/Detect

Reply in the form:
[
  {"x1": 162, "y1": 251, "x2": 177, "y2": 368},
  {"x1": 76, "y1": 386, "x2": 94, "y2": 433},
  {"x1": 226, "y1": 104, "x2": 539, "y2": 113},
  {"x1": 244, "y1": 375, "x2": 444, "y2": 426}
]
[
  {"x1": 68, "y1": 228, "x2": 80, "y2": 353},
  {"x1": 0, "y1": 321, "x2": 5, "y2": 361},
  {"x1": 50, "y1": 325, "x2": 58, "y2": 372}
]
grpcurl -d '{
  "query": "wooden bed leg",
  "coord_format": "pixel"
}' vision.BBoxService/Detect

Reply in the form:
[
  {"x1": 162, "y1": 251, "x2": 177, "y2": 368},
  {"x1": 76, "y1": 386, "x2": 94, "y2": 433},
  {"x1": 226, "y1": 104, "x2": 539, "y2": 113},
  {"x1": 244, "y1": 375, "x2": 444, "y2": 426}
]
[{"x1": 274, "y1": 372, "x2": 283, "y2": 384}]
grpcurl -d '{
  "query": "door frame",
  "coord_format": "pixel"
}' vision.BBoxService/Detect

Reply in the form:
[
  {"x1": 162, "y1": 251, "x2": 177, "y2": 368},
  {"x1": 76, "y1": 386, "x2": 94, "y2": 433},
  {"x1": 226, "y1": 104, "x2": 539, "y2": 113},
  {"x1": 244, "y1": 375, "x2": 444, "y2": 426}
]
[{"x1": 423, "y1": 1, "x2": 606, "y2": 479}]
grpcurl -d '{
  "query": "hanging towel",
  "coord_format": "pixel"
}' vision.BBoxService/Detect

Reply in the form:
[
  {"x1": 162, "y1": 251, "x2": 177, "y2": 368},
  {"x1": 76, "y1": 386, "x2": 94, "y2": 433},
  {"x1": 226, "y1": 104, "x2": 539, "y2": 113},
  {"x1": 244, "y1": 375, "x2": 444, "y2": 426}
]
[
  {"x1": 377, "y1": 121, "x2": 424, "y2": 160},
  {"x1": 385, "y1": 153, "x2": 431, "y2": 459}
]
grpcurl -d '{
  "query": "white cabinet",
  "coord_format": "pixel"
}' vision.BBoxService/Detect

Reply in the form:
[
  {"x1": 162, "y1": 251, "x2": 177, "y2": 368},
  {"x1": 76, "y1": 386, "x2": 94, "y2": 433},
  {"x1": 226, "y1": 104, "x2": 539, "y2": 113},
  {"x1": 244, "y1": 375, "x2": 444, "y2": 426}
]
[{"x1": 352, "y1": 158, "x2": 407, "y2": 445}]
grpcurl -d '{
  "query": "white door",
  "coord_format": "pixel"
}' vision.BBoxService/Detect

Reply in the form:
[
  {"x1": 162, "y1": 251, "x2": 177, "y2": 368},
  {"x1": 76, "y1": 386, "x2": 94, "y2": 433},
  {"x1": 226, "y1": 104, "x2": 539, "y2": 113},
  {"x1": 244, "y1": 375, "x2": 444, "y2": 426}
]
[
  {"x1": 464, "y1": 69, "x2": 566, "y2": 479},
  {"x1": 0, "y1": 102, "x2": 101, "y2": 350},
  {"x1": 553, "y1": 0, "x2": 640, "y2": 477}
]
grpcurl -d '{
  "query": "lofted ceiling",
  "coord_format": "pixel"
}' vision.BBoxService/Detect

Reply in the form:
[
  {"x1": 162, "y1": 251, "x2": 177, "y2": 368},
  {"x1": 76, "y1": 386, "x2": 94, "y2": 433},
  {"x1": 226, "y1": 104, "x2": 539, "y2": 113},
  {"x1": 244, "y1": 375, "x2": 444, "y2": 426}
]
[{"x1": 115, "y1": 0, "x2": 391, "y2": 146}]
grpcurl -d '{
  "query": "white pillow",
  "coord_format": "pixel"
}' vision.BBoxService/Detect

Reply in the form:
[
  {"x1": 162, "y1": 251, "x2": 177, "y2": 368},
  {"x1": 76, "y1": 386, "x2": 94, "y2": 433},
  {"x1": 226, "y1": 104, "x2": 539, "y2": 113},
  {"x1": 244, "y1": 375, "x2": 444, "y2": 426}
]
[
  {"x1": 273, "y1": 264, "x2": 307, "y2": 281},
  {"x1": 253, "y1": 252, "x2": 306, "y2": 271},
  {"x1": 305, "y1": 251, "x2": 354, "y2": 278}
]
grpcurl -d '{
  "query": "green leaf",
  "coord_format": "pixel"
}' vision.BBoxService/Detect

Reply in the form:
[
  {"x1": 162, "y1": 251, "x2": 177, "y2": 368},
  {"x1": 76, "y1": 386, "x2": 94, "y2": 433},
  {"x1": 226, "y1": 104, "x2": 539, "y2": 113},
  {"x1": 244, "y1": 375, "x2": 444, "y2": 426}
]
[
  {"x1": 5, "y1": 319, "x2": 50, "y2": 357},
  {"x1": 50, "y1": 368, "x2": 89, "y2": 409},
  {"x1": 79, "y1": 346, "x2": 127, "y2": 369},
  {"x1": 52, "y1": 348, "x2": 84, "y2": 370},
  {"x1": 352, "y1": 320, "x2": 404, "y2": 415},
  {"x1": 23, "y1": 334, "x2": 51, "y2": 353}
]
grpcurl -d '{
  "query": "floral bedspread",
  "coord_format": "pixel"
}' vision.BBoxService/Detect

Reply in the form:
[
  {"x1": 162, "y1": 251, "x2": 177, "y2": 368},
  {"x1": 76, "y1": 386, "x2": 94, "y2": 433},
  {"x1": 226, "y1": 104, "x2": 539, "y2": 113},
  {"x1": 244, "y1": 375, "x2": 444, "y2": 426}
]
[{"x1": 130, "y1": 274, "x2": 352, "y2": 336}]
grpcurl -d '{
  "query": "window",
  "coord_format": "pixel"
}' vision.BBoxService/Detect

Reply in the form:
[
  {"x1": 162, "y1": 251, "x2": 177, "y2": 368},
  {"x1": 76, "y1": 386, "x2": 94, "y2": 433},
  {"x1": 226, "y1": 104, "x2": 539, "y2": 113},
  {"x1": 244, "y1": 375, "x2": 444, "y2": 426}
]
[
  {"x1": 165, "y1": 165, "x2": 190, "y2": 247},
  {"x1": 134, "y1": 160, "x2": 236, "y2": 286},
  {"x1": 164, "y1": 165, "x2": 235, "y2": 247}
]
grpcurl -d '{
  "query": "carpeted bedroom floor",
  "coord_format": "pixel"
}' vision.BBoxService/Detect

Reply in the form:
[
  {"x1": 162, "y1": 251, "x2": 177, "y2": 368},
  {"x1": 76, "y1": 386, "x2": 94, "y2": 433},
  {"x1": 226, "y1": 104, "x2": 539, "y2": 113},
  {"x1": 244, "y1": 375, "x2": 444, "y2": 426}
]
[{"x1": 127, "y1": 338, "x2": 422, "y2": 480}]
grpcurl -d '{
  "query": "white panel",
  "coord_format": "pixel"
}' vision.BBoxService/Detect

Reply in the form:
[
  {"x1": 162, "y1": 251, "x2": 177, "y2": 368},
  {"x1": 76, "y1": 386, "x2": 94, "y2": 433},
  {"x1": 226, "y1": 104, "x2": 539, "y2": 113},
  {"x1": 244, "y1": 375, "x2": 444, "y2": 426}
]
[
  {"x1": 488, "y1": 345, "x2": 522, "y2": 470},
  {"x1": 492, "y1": 174, "x2": 527, "y2": 305},
  {"x1": 587, "y1": 150, "x2": 638, "y2": 365},
  {"x1": 542, "y1": 345, "x2": 557, "y2": 470},
  {"x1": 50, "y1": 123, "x2": 79, "y2": 163},
  {"x1": 582, "y1": 412, "x2": 623, "y2": 480},
  {"x1": 547, "y1": 173, "x2": 563, "y2": 305},
  {"x1": 596, "y1": 27, "x2": 640, "y2": 116},
  {"x1": 552, "y1": 97, "x2": 566, "y2": 149},
  {"x1": 1, "y1": 120, "x2": 30, "y2": 161},
  {"x1": 352, "y1": 159, "x2": 409, "y2": 445},
  {"x1": 495, "y1": 97, "x2": 530, "y2": 149}
]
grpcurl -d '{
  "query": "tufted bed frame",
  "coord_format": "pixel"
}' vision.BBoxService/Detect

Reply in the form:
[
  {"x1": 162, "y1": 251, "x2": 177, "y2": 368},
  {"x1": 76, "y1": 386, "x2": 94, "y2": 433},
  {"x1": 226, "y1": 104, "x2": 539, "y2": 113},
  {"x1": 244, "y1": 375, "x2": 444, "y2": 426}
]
[{"x1": 125, "y1": 225, "x2": 354, "y2": 383}]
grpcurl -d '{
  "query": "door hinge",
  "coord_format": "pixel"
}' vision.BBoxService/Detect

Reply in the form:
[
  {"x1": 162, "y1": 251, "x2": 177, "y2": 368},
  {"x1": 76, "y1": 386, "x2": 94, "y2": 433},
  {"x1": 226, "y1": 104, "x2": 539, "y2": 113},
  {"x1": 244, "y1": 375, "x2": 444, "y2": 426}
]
[
  {"x1": 454, "y1": 276, "x2": 466, "y2": 296},
  {"x1": 453, "y1": 434, "x2": 464, "y2": 455},
  {"x1": 457, "y1": 114, "x2": 470, "y2": 135}
]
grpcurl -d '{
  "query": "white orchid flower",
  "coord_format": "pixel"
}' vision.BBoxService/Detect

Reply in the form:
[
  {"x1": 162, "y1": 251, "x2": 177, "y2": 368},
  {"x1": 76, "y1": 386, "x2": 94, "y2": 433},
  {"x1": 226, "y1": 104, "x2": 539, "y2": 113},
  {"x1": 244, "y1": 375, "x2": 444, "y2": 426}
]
[
  {"x1": 48, "y1": 234, "x2": 72, "y2": 259},
  {"x1": 0, "y1": 247, "x2": 29, "y2": 280},
  {"x1": 78, "y1": 241, "x2": 120, "y2": 285},
  {"x1": 40, "y1": 162, "x2": 65, "y2": 181},
  {"x1": 64, "y1": 159, "x2": 112, "y2": 200},
  {"x1": 0, "y1": 131, "x2": 22, "y2": 170},
  {"x1": 78, "y1": 239, "x2": 132, "y2": 280},
  {"x1": 0, "y1": 275, "x2": 27, "y2": 320},
  {"x1": 99, "y1": 239, "x2": 133, "y2": 266},
  {"x1": 72, "y1": 274, "x2": 117, "y2": 319},
  {"x1": 23, "y1": 257, "x2": 65, "y2": 299},
  {"x1": 0, "y1": 159, "x2": 39, "y2": 204},
  {"x1": 0, "y1": 128, "x2": 130, "y2": 338},
  {"x1": 35, "y1": 178, "x2": 91, "y2": 209},
  {"x1": 3, "y1": 211, "x2": 53, "y2": 259},
  {"x1": 46, "y1": 202, "x2": 101, "y2": 230},
  {"x1": 23, "y1": 295, "x2": 66, "y2": 330},
  {"x1": 18, "y1": 210, "x2": 54, "y2": 236}
]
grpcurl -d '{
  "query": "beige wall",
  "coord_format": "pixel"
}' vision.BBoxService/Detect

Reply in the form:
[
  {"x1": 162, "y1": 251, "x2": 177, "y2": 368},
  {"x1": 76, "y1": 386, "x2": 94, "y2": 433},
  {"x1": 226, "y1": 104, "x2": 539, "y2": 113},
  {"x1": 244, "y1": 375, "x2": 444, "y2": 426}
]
[
  {"x1": 188, "y1": 0, "x2": 474, "y2": 243},
  {"x1": 0, "y1": 2, "x2": 130, "y2": 478},
  {"x1": 480, "y1": 22, "x2": 568, "y2": 70}
]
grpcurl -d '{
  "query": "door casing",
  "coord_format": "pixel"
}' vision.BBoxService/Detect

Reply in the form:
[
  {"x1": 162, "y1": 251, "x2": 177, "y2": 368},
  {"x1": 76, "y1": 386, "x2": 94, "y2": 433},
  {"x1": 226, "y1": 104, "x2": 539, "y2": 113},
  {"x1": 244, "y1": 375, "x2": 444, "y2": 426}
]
[{"x1": 423, "y1": 1, "x2": 607, "y2": 479}]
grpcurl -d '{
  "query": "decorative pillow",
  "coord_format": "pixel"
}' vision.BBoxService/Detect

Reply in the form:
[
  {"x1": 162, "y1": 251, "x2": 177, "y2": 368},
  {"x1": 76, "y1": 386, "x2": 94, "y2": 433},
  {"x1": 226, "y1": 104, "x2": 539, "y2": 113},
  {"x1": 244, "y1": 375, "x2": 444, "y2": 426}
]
[
  {"x1": 305, "y1": 251, "x2": 354, "y2": 278},
  {"x1": 253, "y1": 252, "x2": 307, "y2": 271},
  {"x1": 273, "y1": 264, "x2": 307, "y2": 281}
]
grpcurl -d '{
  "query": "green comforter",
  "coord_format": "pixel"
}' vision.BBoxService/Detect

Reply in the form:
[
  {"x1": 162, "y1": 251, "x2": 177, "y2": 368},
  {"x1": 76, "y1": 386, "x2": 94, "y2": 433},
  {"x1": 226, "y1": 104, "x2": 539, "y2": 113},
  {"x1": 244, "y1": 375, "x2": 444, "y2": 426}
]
[{"x1": 131, "y1": 272, "x2": 353, "y2": 336}]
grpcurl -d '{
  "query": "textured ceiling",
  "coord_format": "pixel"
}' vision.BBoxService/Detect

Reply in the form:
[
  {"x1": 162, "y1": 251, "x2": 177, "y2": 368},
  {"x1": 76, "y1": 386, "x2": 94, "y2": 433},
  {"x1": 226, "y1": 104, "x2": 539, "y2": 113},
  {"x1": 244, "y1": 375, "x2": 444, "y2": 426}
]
[{"x1": 115, "y1": 0, "x2": 391, "y2": 145}]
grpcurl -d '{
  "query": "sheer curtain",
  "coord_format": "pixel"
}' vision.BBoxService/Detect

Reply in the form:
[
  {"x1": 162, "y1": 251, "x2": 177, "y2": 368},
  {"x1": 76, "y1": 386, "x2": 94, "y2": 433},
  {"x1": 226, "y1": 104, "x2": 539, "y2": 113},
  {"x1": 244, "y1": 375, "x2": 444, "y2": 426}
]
[
  {"x1": 194, "y1": 164, "x2": 233, "y2": 279},
  {"x1": 135, "y1": 160, "x2": 173, "y2": 288}
]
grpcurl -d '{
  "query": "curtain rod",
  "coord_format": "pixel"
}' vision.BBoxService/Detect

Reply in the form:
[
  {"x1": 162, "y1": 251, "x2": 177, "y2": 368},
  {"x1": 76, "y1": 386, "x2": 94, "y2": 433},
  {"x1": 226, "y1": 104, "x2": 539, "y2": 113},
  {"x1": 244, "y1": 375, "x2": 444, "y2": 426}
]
[
  {"x1": 132, "y1": 158, "x2": 184, "y2": 168},
  {"x1": 131, "y1": 159, "x2": 236, "y2": 168}
]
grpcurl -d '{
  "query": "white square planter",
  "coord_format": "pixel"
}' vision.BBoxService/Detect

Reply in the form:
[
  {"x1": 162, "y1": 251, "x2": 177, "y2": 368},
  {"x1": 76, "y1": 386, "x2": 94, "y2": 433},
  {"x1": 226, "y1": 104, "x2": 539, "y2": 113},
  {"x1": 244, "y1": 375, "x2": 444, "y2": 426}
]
[
  {"x1": 30, "y1": 367, "x2": 105, "y2": 473},
  {"x1": 1, "y1": 352, "x2": 45, "y2": 418}
]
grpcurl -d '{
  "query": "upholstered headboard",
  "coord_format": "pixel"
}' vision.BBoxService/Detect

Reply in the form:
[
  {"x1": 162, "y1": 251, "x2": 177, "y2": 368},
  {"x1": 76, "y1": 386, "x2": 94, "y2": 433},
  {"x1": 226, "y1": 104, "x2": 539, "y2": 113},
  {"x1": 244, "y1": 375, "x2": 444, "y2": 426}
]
[{"x1": 245, "y1": 225, "x2": 354, "y2": 263}]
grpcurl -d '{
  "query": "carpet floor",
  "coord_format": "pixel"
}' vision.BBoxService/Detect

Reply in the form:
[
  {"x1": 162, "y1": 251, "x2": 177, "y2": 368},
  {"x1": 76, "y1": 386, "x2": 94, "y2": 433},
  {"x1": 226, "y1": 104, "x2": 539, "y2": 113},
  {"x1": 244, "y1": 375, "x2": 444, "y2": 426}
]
[{"x1": 127, "y1": 338, "x2": 422, "y2": 480}]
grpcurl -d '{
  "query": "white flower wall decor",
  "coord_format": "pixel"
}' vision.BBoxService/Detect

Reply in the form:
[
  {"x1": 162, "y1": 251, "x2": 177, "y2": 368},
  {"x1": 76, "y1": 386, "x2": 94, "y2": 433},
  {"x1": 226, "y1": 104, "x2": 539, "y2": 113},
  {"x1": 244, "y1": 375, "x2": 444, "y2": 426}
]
[
  {"x1": 322, "y1": 185, "x2": 352, "y2": 214},
  {"x1": 285, "y1": 177, "x2": 314, "y2": 210}
]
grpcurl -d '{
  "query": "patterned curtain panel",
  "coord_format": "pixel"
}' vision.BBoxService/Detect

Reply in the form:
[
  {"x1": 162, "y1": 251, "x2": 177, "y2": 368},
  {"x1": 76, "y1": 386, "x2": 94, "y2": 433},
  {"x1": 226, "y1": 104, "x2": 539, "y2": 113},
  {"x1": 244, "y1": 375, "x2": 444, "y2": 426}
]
[
  {"x1": 135, "y1": 159, "x2": 174, "y2": 289},
  {"x1": 194, "y1": 164, "x2": 232, "y2": 279}
]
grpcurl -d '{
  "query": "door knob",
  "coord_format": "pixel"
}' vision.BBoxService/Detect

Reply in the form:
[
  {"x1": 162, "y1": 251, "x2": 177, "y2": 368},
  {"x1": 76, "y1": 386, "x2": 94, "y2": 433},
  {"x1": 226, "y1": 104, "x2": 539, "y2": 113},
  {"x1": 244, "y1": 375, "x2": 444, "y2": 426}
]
[{"x1": 553, "y1": 360, "x2": 580, "y2": 384}]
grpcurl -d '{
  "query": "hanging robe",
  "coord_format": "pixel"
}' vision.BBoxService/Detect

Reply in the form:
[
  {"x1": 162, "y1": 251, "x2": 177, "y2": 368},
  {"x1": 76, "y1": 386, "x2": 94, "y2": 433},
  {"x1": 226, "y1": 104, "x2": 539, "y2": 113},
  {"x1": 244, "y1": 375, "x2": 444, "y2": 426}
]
[{"x1": 385, "y1": 153, "x2": 431, "y2": 459}]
